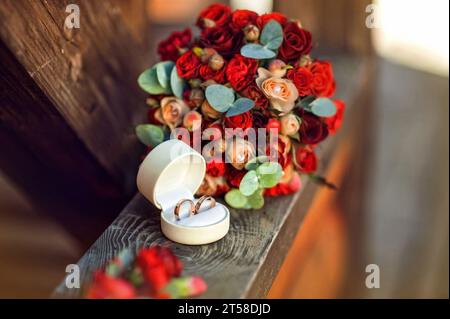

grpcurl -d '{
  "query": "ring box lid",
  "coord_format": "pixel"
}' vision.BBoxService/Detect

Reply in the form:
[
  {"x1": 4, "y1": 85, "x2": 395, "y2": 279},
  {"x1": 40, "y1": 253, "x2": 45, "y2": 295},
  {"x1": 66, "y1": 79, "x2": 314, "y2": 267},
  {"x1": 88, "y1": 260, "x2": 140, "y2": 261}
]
[{"x1": 136, "y1": 139, "x2": 206, "y2": 210}]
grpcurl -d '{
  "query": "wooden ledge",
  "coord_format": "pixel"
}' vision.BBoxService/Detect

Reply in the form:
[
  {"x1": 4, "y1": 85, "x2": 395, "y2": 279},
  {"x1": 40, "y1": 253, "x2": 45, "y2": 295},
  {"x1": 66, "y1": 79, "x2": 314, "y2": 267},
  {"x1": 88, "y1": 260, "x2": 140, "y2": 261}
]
[{"x1": 53, "y1": 55, "x2": 370, "y2": 298}]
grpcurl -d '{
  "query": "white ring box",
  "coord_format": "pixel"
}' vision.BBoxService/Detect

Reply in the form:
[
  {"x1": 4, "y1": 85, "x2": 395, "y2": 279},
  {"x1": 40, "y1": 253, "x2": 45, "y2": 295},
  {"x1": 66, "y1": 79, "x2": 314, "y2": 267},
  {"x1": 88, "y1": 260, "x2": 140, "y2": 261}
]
[{"x1": 136, "y1": 139, "x2": 230, "y2": 245}]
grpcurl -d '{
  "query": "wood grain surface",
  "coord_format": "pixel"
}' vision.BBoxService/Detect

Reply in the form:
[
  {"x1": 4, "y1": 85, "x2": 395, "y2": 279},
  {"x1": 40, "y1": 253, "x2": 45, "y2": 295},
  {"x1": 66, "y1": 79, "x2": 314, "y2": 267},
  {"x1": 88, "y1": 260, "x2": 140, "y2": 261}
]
[
  {"x1": 0, "y1": 0, "x2": 150, "y2": 193},
  {"x1": 52, "y1": 56, "x2": 367, "y2": 298}
]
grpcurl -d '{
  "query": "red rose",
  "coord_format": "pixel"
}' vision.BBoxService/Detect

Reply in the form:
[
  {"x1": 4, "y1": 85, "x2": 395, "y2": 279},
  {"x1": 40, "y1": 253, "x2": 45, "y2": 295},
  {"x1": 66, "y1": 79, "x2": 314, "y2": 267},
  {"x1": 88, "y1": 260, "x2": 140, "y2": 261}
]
[
  {"x1": 176, "y1": 50, "x2": 201, "y2": 79},
  {"x1": 226, "y1": 165, "x2": 246, "y2": 188},
  {"x1": 298, "y1": 111, "x2": 329, "y2": 145},
  {"x1": 157, "y1": 28, "x2": 192, "y2": 62},
  {"x1": 137, "y1": 246, "x2": 183, "y2": 292},
  {"x1": 325, "y1": 100, "x2": 345, "y2": 134},
  {"x1": 287, "y1": 66, "x2": 313, "y2": 97},
  {"x1": 199, "y1": 63, "x2": 227, "y2": 83},
  {"x1": 278, "y1": 22, "x2": 312, "y2": 62},
  {"x1": 196, "y1": 3, "x2": 231, "y2": 29},
  {"x1": 231, "y1": 9, "x2": 258, "y2": 30},
  {"x1": 267, "y1": 137, "x2": 292, "y2": 169},
  {"x1": 242, "y1": 84, "x2": 269, "y2": 110},
  {"x1": 206, "y1": 159, "x2": 226, "y2": 177},
  {"x1": 86, "y1": 271, "x2": 136, "y2": 299},
  {"x1": 308, "y1": 60, "x2": 336, "y2": 97},
  {"x1": 200, "y1": 26, "x2": 243, "y2": 58},
  {"x1": 252, "y1": 111, "x2": 269, "y2": 130},
  {"x1": 226, "y1": 54, "x2": 258, "y2": 92},
  {"x1": 264, "y1": 172, "x2": 301, "y2": 196},
  {"x1": 256, "y1": 12, "x2": 287, "y2": 29},
  {"x1": 294, "y1": 146, "x2": 317, "y2": 173},
  {"x1": 224, "y1": 111, "x2": 253, "y2": 130}
]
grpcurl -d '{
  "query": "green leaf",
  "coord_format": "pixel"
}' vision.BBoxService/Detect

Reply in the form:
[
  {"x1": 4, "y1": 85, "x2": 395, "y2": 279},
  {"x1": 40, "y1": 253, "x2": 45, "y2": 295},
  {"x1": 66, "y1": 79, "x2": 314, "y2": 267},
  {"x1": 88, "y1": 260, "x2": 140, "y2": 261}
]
[
  {"x1": 135, "y1": 124, "x2": 164, "y2": 147},
  {"x1": 257, "y1": 161, "x2": 283, "y2": 188},
  {"x1": 260, "y1": 20, "x2": 283, "y2": 50},
  {"x1": 138, "y1": 68, "x2": 169, "y2": 94},
  {"x1": 241, "y1": 43, "x2": 276, "y2": 59},
  {"x1": 205, "y1": 84, "x2": 235, "y2": 112},
  {"x1": 225, "y1": 189, "x2": 248, "y2": 209},
  {"x1": 226, "y1": 98, "x2": 255, "y2": 117},
  {"x1": 156, "y1": 61, "x2": 175, "y2": 89},
  {"x1": 310, "y1": 98, "x2": 337, "y2": 117},
  {"x1": 298, "y1": 95, "x2": 316, "y2": 108},
  {"x1": 245, "y1": 155, "x2": 270, "y2": 170},
  {"x1": 247, "y1": 189, "x2": 264, "y2": 209},
  {"x1": 170, "y1": 66, "x2": 185, "y2": 99},
  {"x1": 239, "y1": 170, "x2": 260, "y2": 196}
]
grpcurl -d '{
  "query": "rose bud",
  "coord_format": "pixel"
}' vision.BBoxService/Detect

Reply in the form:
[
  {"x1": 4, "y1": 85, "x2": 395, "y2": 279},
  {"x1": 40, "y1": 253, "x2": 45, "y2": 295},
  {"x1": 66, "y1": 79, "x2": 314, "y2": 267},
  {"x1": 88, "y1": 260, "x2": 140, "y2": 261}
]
[
  {"x1": 189, "y1": 78, "x2": 203, "y2": 88},
  {"x1": 189, "y1": 88, "x2": 205, "y2": 107},
  {"x1": 201, "y1": 100, "x2": 221, "y2": 119},
  {"x1": 243, "y1": 24, "x2": 260, "y2": 42},
  {"x1": 183, "y1": 110, "x2": 202, "y2": 131},
  {"x1": 146, "y1": 97, "x2": 159, "y2": 108},
  {"x1": 299, "y1": 55, "x2": 312, "y2": 67},
  {"x1": 208, "y1": 54, "x2": 225, "y2": 71},
  {"x1": 280, "y1": 113, "x2": 300, "y2": 136},
  {"x1": 200, "y1": 48, "x2": 218, "y2": 63},
  {"x1": 268, "y1": 59, "x2": 288, "y2": 78},
  {"x1": 266, "y1": 118, "x2": 281, "y2": 132},
  {"x1": 160, "y1": 97, "x2": 189, "y2": 129}
]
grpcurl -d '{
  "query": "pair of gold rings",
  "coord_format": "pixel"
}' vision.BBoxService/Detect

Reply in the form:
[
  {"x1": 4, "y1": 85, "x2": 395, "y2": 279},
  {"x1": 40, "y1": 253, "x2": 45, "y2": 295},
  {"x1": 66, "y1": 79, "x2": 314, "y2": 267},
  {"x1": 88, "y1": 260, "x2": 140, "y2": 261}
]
[{"x1": 174, "y1": 195, "x2": 216, "y2": 221}]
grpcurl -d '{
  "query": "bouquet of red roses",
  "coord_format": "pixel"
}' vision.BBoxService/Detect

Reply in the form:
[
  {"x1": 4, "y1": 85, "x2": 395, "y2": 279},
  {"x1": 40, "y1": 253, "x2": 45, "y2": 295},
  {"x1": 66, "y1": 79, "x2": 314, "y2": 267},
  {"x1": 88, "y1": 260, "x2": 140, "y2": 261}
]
[{"x1": 135, "y1": 3, "x2": 345, "y2": 209}]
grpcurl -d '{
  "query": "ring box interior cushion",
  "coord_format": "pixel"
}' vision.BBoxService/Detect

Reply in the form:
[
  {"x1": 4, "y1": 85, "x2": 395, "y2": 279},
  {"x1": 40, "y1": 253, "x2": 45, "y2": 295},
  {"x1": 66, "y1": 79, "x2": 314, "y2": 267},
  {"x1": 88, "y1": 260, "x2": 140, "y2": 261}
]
[{"x1": 137, "y1": 139, "x2": 230, "y2": 245}]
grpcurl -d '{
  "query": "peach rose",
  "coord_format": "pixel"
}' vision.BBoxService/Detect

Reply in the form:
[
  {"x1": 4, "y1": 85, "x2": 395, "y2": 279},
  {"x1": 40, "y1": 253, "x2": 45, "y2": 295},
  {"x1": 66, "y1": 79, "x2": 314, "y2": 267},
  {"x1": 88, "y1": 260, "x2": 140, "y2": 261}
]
[
  {"x1": 280, "y1": 113, "x2": 300, "y2": 136},
  {"x1": 225, "y1": 138, "x2": 255, "y2": 170},
  {"x1": 160, "y1": 97, "x2": 189, "y2": 129},
  {"x1": 256, "y1": 68, "x2": 299, "y2": 114},
  {"x1": 196, "y1": 175, "x2": 229, "y2": 196}
]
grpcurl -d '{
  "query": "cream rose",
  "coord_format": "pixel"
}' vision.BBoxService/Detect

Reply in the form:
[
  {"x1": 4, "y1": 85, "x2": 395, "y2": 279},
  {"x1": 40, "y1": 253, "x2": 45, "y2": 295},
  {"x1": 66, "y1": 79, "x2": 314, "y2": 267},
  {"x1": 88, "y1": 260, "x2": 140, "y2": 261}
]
[
  {"x1": 160, "y1": 97, "x2": 189, "y2": 129},
  {"x1": 280, "y1": 113, "x2": 300, "y2": 136},
  {"x1": 256, "y1": 68, "x2": 299, "y2": 114},
  {"x1": 226, "y1": 138, "x2": 255, "y2": 170}
]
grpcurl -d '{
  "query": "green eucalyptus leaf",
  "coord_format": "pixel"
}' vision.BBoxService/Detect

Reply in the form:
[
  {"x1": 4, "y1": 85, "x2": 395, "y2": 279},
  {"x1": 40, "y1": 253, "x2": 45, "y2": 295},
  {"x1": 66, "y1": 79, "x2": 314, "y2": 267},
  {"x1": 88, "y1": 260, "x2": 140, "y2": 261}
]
[
  {"x1": 225, "y1": 189, "x2": 248, "y2": 209},
  {"x1": 244, "y1": 156, "x2": 270, "y2": 170},
  {"x1": 226, "y1": 98, "x2": 255, "y2": 117},
  {"x1": 239, "y1": 170, "x2": 260, "y2": 196},
  {"x1": 205, "y1": 84, "x2": 235, "y2": 112},
  {"x1": 156, "y1": 61, "x2": 175, "y2": 89},
  {"x1": 135, "y1": 124, "x2": 164, "y2": 147},
  {"x1": 299, "y1": 95, "x2": 316, "y2": 108},
  {"x1": 247, "y1": 189, "x2": 264, "y2": 209},
  {"x1": 257, "y1": 161, "x2": 283, "y2": 188},
  {"x1": 138, "y1": 67, "x2": 168, "y2": 94},
  {"x1": 260, "y1": 20, "x2": 283, "y2": 50},
  {"x1": 241, "y1": 43, "x2": 276, "y2": 59},
  {"x1": 170, "y1": 66, "x2": 185, "y2": 99},
  {"x1": 310, "y1": 97, "x2": 337, "y2": 117}
]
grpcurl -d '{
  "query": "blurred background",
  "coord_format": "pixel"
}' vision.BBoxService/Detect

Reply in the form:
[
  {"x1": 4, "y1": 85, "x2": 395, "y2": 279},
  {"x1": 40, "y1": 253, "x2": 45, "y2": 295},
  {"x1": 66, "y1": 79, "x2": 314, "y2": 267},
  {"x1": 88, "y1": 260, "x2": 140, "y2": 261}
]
[{"x1": 0, "y1": 0, "x2": 448, "y2": 298}]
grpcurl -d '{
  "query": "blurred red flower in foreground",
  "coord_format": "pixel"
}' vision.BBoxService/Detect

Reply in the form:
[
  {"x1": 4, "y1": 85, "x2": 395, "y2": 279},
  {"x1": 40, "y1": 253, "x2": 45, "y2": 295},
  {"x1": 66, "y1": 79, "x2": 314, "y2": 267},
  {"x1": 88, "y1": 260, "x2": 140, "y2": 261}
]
[{"x1": 85, "y1": 246, "x2": 207, "y2": 299}]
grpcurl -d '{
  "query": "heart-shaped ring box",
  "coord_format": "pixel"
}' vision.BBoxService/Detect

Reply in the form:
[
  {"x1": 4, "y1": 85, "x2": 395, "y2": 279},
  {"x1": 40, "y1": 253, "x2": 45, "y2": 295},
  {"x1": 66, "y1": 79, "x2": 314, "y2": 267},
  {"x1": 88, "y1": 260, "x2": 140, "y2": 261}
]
[{"x1": 137, "y1": 139, "x2": 230, "y2": 245}]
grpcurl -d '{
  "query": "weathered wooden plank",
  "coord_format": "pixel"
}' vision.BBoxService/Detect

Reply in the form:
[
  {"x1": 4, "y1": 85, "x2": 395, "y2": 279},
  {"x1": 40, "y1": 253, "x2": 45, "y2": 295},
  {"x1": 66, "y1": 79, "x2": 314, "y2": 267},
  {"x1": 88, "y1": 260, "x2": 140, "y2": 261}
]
[
  {"x1": 53, "y1": 56, "x2": 367, "y2": 298},
  {"x1": 0, "y1": 0, "x2": 150, "y2": 192}
]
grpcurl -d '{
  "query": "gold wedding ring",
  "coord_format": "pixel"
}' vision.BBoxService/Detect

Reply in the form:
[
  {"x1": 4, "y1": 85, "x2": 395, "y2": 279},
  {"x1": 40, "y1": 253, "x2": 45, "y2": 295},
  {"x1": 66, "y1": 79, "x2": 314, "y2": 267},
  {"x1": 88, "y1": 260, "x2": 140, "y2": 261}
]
[
  {"x1": 174, "y1": 199, "x2": 195, "y2": 221},
  {"x1": 194, "y1": 195, "x2": 216, "y2": 214}
]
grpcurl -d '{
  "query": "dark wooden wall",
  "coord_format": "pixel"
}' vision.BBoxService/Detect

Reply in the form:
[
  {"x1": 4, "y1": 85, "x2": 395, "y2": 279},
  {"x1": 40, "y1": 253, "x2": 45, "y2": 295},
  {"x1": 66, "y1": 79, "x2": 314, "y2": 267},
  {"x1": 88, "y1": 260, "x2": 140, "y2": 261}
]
[{"x1": 0, "y1": 0, "x2": 152, "y2": 244}]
